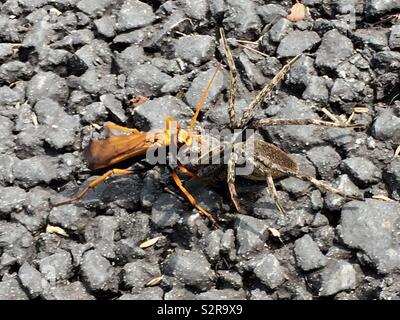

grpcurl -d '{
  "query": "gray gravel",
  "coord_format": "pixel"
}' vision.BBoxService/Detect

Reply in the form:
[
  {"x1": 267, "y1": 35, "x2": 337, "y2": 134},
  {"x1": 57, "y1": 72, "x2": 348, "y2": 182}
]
[{"x1": 0, "y1": 0, "x2": 399, "y2": 301}]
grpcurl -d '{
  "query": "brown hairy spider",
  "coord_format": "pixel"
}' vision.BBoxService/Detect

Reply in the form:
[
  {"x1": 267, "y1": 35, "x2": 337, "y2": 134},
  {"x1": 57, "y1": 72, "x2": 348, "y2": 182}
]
[{"x1": 217, "y1": 28, "x2": 363, "y2": 215}]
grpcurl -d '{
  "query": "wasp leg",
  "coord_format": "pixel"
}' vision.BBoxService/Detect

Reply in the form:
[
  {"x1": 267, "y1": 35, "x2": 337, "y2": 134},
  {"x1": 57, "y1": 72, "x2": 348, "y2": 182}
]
[
  {"x1": 220, "y1": 28, "x2": 238, "y2": 129},
  {"x1": 170, "y1": 170, "x2": 218, "y2": 226},
  {"x1": 254, "y1": 118, "x2": 362, "y2": 128},
  {"x1": 53, "y1": 168, "x2": 133, "y2": 206}
]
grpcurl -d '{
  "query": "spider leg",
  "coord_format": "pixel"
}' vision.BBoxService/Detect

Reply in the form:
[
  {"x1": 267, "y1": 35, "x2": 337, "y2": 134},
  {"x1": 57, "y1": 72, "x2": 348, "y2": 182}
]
[
  {"x1": 254, "y1": 118, "x2": 362, "y2": 128},
  {"x1": 266, "y1": 173, "x2": 285, "y2": 215},
  {"x1": 253, "y1": 153, "x2": 363, "y2": 201},
  {"x1": 53, "y1": 168, "x2": 134, "y2": 206},
  {"x1": 227, "y1": 150, "x2": 241, "y2": 212},
  {"x1": 220, "y1": 28, "x2": 238, "y2": 129},
  {"x1": 239, "y1": 54, "x2": 301, "y2": 129}
]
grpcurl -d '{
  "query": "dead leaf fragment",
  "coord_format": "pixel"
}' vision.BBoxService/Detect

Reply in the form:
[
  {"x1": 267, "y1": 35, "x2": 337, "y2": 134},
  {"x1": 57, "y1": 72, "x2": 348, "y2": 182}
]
[
  {"x1": 372, "y1": 195, "x2": 394, "y2": 202},
  {"x1": 394, "y1": 145, "x2": 400, "y2": 158},
  {"x1": 130, "y1": 95, "x2": 149, "y2": 108},
  {"x1": 145, "y1": 276, "x2": 163, "y2": 287},
  {"x1": 140, "y1": 236, "x2": 161, "y2": 249},
  {"x1": 287, "y1": 1, "x2": 306, "y2": 22},
  {"x1": 46, "y1": 225, "x2": 69, "y2": 237}
]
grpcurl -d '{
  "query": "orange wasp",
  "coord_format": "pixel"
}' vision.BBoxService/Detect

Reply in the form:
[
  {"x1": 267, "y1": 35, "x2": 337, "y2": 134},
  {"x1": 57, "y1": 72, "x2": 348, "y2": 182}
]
[{"x1": 55, "y1": 65, "x2": 222, "y2": 225}]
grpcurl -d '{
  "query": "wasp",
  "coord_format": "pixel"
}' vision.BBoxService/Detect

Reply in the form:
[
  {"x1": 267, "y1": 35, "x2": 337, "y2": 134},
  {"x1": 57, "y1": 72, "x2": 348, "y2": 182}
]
[{"x1": 55, "y1": 29, "x2": 363, "y2": 226}]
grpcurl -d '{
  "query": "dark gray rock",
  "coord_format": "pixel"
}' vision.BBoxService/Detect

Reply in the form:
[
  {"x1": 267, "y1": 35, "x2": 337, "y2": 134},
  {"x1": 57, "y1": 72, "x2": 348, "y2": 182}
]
[
  {"x1": 75, "y1": 39, "x2": 113, "y2": 70},
  {"x1": 164, "y1": 287, "x2": 196, "y2": 300},
  {"x1": 277, "y1": 30, "x2": 320, "y2": 58},
  {"x1": 0, "y1": 86, "x2": 23, "y2": 106},
  {"x1": 204, "y1": 229, "x2": 223, "y2": 262},
  {"x1": 353, "y1": 28, "x2": 388, "y2": 51},
  {"x1": 94, "y1": 15, "x2": 116, "y2": 38},
  {"x1": 126, "y1": 64, "x2": 171, "y2": 97},
  {"x1": 315, "y1": 29, "x2": 354, "y2": 71},
  {"x1": 330, "y1": 78, "x2": 368, "y2": 107},
  {"x1": 217, "y1": 270, "x2": 243, "y2": 290},
  {"x1": 38, "y1": 250, "x2": 73, "y2": 282},
  {"x1": 185, "y1": 67, "x2": 225, "y2": 110},
  {"x1": 175, "y1": 35, "x2": 215, "y2": 66},
  {"x1": 0, "y1": 221, "x2": 34, "y2": 264},
  {"x1": 78, "y1": 101, "x2": 108, "y2": 123},
  {"x1": 77, "y1": 0, "x2": 113, "y2": 16},
  {"x1": 118, "y1": 211, "x2": 150, "y2": 243},
  {"x1": 389, "y1": 24, "x2": 400, "y2": 49},
  {"x1": 52, "y1": 29, "x2": 95, "y2": 48},
  {"x1": 80, "y1": 249, "x2": 117, "y2": 292},
  {"x1": 0, "y1": 115, "x2": 15, "y2": 155},
  {"x1": 310, "y1": 191, "x2": 324, "y2": 212},
  {"x1": 39, "y1": 49, "x2": 88, "y2": 77},
  {"x1": 18, "y1": 263, "x2": 43, "y2": 298},
  {"x1": 34, "y1": 98, "x2": 80, "y2": 149},
  {"x1": 13, "y1": 155, "x2": 67, "y2": 188},
  {"x1": 313, "y1": 225, "x2": 336, "y2": 252},
  {"x1": 0, "y1": 186, "x2": 26, "y2": 216},
  {"x1": 262, "y1": 95, "x2": 324, "y2": 151},
  {"x1": 132, "y1": 96, "x2": 193, "y2": 130},
  {"x1": 116, "y1": 0, "x2": 156, "y2": 32},
  {"x1": 99, "y1": 94, "x2": 127, "y2": 123},
  {"x1": 307, "y1": 259, "x2": 357, "y2": 296},
  {"x1": 384, "y1": 158, "x2": 400, "y2": 200},
  {"x1": 341, "y1": 157, "x2": 382, "y2": 185},
  {"x1": 98, "y1": 175, "x2": 143, "y2": 210},
  {"x1": 0, "y1": 43, "x2": 13, "y2": 62},
  {"x1": 26, "y1": 72, "x2": 69, "y2": 105},
  {"x1": 372, "y1": 108, "x2": 400, "y2": 142},
  {"x1": 162, "y1": 248, "x2": 215, "y2": 291},
  {"x1": 115, "y1": 45, "x2": 146, "y2": 76},
  {"x1": 269, "y1": 18, "x2": 292, "y2": 43},
  {"x1": 48, "y1": 281, "x2": 95, "y2": 300},
  {"x1": 294, "y1": 234, "x2": 328, "y2": 271},
  {"x1": 182, "y1": 0, "x2": 208, "y2": 20},
  {"x1": 237, "y1": 52, "x2": 267, "y2": 89},
  {"x1": 84, "y1": 215, "x2": 119, "y2": 259},
  {"x1": 0, "y1": 278, "x2": 29, "y2": 300},
  {"x1": 280, "y1": 154, "x2": 315, "y2": 196},
  {"x1": 306, "y1": 146, "x2": 341, "y2": 180},
  {"x1": 256, "y1": 4, "x2": 287, "y2": 24},
  {"x1": 223, "y1": 0, "x2": 262, "y2": 38},
  {"x1": 371, "y1": 51, "x2": 400, "y2": 72},
  {"x1": 151, "y1": 193, "x2": 185, "y2": 228},
  {"x1": 119, "y1": 287, "x2": 164, "y2": 300},
  {"x1": 235, "y1": 215, "x2": 269, "y2": 257},
  {"x1": 0, "y1": 60, "x2": 33, "y2": 85},
  {"x1": 379, "y1": 276, "x2": 400, "y2": 300},
  {"x1": 253, "y1": 254, "x2": 286, "y2": 289},
  {"x1": 338, "y1": 199, "x2": 400, "y2": 274},
  {"x1": 122, "y1": 260, "x2": 161, "y2": 293},
  {"x1": 325, "y1": 174, "x2": 361, "y2": 211},
  {"x1": 287, "y1": 55, "x2": 317, "y2": 88},
  {"x1": 49, "y1": 205, "x2": 94, "y2": 231},
  {"x1": 365, "y1": 0, "x2": 400, "y2": 18},
  {"x1": 302, "y1": 76, "x2": 330, "y2": 102},
  {"x1": 196, "y1": 288, "x2": 247, "y2": 300}
]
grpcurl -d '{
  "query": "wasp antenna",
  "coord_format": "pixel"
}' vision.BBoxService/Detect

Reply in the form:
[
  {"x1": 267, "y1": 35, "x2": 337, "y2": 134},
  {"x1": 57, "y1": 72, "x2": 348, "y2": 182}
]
[{"x1": 189, "y1": 63, "x2": 221, "y2": 131}]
